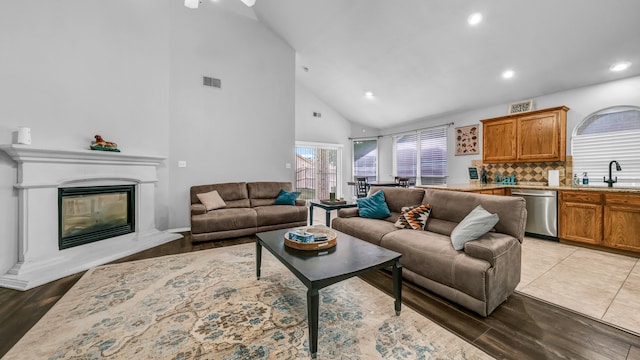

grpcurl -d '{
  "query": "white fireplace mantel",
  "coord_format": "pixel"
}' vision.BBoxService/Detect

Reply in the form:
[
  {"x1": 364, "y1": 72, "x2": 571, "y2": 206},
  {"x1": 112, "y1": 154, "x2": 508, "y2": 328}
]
[
  {"x1": 0, "y1": 144, "x2": 167, "y2": 164},
  {"x1": 0, "y1": 144, "x2": 182, "y2": 290}
]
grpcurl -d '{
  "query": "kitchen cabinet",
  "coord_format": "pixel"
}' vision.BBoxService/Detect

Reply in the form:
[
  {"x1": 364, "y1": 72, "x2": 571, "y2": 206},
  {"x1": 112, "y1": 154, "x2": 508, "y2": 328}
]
[
  {"x1": 475, "y1": 189, "x2": 495, "y2": 195},
  {"x1": 482, "y1": 119, "x2": 516, "y2": 162},
  {"x1": 493, "y1": 188, "x2": 509, "y2": 196},
  {"x1": 559, "y1": 191, "x2": 640, "y2": 252},
  {"x1": 604, "y1": 193, "x2": 640, "y2": 252},
  {"x1": 517, "y1": 110, "x2": 565, "y2": 161},
  {"x1": 470, "y1": 188, "x2": 508, "y2": 196},
  {"x1": 481, "y1": 106, "x2": 568, "y2": 163},
  {"x1": 559, "y1": 191, "x2": 603, "y2": 245}
]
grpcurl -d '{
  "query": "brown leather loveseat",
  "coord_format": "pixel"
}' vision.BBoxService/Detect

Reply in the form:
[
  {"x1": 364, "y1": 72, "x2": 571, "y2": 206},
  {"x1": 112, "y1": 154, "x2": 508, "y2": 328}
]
[{"x1": 190, "y1": 181, "x2": 307, "y2": 242}]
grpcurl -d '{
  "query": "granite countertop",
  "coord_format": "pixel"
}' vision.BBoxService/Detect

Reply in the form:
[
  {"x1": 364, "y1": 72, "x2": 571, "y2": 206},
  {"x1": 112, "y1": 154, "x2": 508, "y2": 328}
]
[{"x1": 416, "y1": 183, "x2": 640, "y2": 194}]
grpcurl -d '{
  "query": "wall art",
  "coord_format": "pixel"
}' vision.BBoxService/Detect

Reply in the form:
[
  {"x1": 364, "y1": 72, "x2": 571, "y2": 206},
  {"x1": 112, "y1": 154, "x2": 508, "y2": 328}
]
[
  {"x1": 508, "y1": 100, "x2": 534, "y2": 114},
  {"x1": 455, "y1": 125, "x2": 479, "y2": 155}
]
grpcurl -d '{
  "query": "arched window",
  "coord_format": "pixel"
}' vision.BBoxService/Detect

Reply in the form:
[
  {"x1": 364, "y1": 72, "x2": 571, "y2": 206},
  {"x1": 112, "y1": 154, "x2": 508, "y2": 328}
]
[{"x1": 572, "y1": 106, "x2": 640, "y2": 186}]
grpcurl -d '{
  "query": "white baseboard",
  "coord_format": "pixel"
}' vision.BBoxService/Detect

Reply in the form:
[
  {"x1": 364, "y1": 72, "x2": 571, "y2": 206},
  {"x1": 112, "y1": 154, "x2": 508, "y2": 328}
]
[{"x1": 167, "y1": 227, "x2": 190, "y2": 233}]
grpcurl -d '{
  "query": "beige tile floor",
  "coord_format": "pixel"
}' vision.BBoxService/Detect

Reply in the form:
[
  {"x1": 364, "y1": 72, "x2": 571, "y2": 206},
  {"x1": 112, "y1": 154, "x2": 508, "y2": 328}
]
[
  {"x1": 311, "y1": 207, "x2": 640, "y2": 335},
  {"x1": 518, "y1": 236, "x2": 640, "y2": 336}
]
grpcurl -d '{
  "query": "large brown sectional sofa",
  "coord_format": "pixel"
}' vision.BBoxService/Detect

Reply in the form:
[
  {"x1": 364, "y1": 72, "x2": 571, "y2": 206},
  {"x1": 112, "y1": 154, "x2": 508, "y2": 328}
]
[
  {"x1": 190, "y1": 182, "x2": 307, "y2": 242},
  {"x1": 332, "y1": 186, "x2": 527, "y2": 316}
]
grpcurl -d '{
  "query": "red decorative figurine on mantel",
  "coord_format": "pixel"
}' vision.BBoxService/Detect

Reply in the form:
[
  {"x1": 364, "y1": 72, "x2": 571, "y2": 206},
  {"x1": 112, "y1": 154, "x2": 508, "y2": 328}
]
[{"x1": 90, "y1": 134, "x2": 120, "y2": 152}]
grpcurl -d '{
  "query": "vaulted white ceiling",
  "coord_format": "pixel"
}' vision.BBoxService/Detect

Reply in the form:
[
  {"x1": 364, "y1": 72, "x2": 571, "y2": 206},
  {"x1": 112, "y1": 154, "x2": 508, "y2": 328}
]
[{"x1": 246, "y1": 1, "x2": 640, "y2": 129}]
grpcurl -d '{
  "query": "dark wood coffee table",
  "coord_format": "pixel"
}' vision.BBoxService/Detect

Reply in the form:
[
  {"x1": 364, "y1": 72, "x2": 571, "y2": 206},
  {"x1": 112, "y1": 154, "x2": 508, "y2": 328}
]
[{"x1": 255, "y1": 228, "x2": 402, "y2": 359}]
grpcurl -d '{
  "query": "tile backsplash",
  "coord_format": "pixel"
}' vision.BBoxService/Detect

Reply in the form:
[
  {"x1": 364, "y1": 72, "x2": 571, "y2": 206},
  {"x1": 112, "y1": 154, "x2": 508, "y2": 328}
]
[{"x1": 471, "y1": 157, "x2": 573, "y2": 185}]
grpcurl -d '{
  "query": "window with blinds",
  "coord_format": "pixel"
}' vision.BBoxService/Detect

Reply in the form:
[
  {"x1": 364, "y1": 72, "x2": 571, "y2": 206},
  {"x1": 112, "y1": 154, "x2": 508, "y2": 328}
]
[
  {"x1": 394, "y1": 126, "x2": 448, "y2": 185},
  {"x1": 420, "y1": 127, "x2": 447, "y2": 184},
  {"x1": 353, "y1": 139, "x2": 377, "y2": 181},
  {"x1": 572, "y1": 106, "x2": 640, "y2": 186},
  {"x1": 295, "y1": 142, "x2": 342, "y2": 200},
  {"x1": 396, "y1": 133, "x2": 417, "y2": 178}
]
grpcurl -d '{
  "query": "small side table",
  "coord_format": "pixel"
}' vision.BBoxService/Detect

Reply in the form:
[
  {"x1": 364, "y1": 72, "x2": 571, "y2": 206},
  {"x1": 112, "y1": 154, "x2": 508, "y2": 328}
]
[{"x1": 309, "y1": 200, "x2": 357, "y2": 227}]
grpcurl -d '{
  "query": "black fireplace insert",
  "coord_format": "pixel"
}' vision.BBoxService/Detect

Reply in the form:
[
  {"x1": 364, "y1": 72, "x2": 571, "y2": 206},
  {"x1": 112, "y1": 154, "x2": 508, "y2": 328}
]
[{"x1": 58, "y1": 185, "x2": 135, "y2": 250}]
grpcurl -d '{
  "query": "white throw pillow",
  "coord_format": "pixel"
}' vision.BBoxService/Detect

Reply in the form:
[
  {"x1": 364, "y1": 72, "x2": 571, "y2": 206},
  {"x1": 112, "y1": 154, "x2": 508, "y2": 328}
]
[
  {"x1": 450, "y1": 205, "x2": 499, "y2": 250},
  {"x1": 196, "y1": 190, "x2": 227, "y2": 210}
]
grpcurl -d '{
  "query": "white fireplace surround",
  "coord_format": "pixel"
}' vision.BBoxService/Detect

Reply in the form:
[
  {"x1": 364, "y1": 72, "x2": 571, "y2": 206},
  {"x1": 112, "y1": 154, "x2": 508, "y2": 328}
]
[{"x1": 0, "y1": 144, "x2": 182, "y2": 290}]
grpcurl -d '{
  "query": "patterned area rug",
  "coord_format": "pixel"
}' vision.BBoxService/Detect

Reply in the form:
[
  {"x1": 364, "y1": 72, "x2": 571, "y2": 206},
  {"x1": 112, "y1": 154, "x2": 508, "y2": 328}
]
[{"x1": 4, "y1": 243, "x2": 491, "y2": 359}]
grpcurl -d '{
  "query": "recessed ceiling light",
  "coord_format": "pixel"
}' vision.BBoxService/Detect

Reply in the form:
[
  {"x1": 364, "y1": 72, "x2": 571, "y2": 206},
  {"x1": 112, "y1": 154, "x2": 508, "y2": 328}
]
[
  {"x1": 610, "y1": 61, "x2": 631, "y2": 72},
  {"x1": 502, "y1": 69, "x2": 515, "y2": 79},
  {"x1": 467, "y1": 13, "x2": 483, "y2": 26},
  {"x1": 364, "y1": 91, "x2": 374, "y2": 99}
]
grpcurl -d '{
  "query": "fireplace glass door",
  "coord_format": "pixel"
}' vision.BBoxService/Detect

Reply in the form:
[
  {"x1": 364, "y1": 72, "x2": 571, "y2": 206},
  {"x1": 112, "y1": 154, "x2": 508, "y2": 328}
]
[{"x1": 59, "y1": 185, "x2": 135, "y2": 250}]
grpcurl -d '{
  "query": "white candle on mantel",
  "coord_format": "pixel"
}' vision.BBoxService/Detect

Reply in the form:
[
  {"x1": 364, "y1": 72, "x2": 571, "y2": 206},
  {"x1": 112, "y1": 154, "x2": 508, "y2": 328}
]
[{"x1": 17, "y1": 127, "x2": 31, "y2": 145}]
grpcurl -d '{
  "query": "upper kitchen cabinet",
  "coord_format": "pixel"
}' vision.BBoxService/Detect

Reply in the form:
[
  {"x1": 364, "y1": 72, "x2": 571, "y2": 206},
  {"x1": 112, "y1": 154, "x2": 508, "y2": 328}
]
[
  {"x1": 481, "y1": 106, "x2": 569, "y2": 163},
  {"x1": 482, "y1": 119, "x2": 517, "y2": 162}
]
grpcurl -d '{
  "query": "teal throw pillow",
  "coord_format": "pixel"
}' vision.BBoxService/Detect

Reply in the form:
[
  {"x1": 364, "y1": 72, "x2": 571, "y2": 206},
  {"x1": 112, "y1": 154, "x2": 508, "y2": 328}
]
[
  {"x1": 273, "y1": 189, "x2": 301, "y2": 205},
  {"x1": 450, "y1": 205, "x2": 499, "y2": 250},
  {"x1": 357, "y1": 190, "x2": 391, "y2": 219}
]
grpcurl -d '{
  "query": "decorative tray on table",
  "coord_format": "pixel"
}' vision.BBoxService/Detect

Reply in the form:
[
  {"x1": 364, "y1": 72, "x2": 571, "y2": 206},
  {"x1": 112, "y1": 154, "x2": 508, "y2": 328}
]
[
  {"x1": 319, "y1": 199, "x2": 347, "y2": 205},
  {"x1": 284, "y1": 227, "x2": 337, "y2": 251}
]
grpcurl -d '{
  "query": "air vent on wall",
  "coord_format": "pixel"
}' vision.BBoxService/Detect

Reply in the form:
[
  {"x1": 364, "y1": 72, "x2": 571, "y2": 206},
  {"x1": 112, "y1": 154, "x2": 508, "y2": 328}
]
[{"x1": 203, "y1": 76, "x2": 221, "y2": 88}]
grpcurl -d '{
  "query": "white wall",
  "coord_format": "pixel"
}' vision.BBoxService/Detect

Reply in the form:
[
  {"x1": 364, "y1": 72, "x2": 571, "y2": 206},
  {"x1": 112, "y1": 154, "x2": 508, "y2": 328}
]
[
  {"x1": 0, "y1": 0, "x2": 171, "y2": 274},
  {"x1": 167, "y1": 1, "x2": 295, "y2": 229},
  {"x1": 375, "y1": 75, "x2": 640, "y2": 184},
  {"x1": 0, "y1": 0, "x2": 296, "y2": 274},
  {"x1": 295, "y1": 83, "x2": 352, "y2": 198}
]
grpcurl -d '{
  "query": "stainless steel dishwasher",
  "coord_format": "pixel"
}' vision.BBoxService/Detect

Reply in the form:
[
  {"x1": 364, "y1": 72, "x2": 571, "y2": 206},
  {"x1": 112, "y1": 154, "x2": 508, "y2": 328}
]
[{"x1": 511, "y1": 189, "x2": 558, "y2": 240}]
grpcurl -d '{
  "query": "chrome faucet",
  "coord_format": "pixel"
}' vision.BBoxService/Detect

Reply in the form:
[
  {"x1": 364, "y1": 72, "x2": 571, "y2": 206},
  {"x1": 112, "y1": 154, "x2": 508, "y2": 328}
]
[{"x1": 604, "y1": 160, "x2": 622, "y2": 187}]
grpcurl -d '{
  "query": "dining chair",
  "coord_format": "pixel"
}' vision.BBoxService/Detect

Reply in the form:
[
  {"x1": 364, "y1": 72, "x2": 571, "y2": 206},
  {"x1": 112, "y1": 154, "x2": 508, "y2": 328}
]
[
  {"x1": 355, "y1": 177, "x2": 369, "y2": 198},
  {"x1": 395, "y1": 176, "x2": 410, "y2": 188}
]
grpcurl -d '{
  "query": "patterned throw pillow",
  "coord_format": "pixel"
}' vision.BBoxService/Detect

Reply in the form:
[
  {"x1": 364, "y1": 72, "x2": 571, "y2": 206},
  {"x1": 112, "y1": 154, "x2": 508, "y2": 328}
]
[
  {"x1": 394, "y1": 206, "x2": 416, "y2": 229},
  {"x1": 394, "y1": 204, "x2": 432, "y2": 230}
]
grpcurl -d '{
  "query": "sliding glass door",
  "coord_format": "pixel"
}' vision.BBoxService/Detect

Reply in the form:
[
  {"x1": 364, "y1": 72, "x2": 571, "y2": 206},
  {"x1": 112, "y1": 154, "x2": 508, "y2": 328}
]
[{"x1": 295, "y1": 142, "x2": 342, "y2": 200}]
